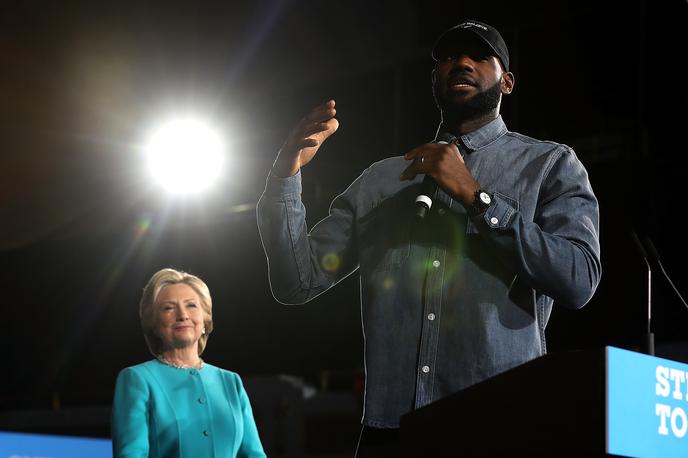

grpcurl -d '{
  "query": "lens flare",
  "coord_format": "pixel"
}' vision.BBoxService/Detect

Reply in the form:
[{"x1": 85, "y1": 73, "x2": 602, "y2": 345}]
[
  {"x1": 145, "y1": 119, "x2": 224, "y2": 194},
  {"x1": 322, "y1": 252, "x2": 341, "y2": 273}
]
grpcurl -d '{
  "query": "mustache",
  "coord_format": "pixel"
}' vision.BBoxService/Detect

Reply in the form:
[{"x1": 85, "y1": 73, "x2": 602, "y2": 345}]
[{"x1": 447, "y1": 74, "x2": 477, "y2": 86}]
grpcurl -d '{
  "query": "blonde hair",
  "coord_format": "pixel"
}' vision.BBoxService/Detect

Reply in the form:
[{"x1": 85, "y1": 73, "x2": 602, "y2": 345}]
[{"x1": 139, "y1": 268, "x2": 214, "y2": 357}]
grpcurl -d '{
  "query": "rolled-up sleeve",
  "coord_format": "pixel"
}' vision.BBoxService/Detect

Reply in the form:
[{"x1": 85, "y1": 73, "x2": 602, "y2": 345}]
[{"x1": 474, "y1": 147, "x2": 601, "y2": 309}]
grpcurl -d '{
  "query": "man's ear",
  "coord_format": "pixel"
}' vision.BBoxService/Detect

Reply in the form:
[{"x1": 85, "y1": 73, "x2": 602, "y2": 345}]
[{"x1": 501, "y1": 71, "x2": 515, "y2": 95}]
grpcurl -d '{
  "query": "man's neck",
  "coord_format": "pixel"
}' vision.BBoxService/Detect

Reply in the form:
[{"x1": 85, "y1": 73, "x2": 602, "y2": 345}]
[{"x1": 440, "y1": 111, "x2": 499, "y2": 137}]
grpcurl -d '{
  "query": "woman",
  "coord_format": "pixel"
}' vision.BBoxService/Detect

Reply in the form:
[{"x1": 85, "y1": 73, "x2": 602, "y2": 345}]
[{"x1": 111, "y1": 268, "x2": 266, "y2": 457}]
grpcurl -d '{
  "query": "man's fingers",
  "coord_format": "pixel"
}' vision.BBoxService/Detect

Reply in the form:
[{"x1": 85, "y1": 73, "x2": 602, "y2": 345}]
[
  {"x1": 404, "y1": 146, "x2": 425, "y2": 161},
  {"x1": 305, "y1": 100, "x2": 337, "y2": 124},
  {"x1": 287, "y1": 114, "x2": 339, "y2": 156},
  {"x1": 404, "y1": 142, "x2": 460, "y2": 161},
  {"x1": 399, "y1": 162, "x2": 420, "y2": 181},
  {"x1": 294, "y1": 138, "x2": 319, "y2": 150},
  {"x1": 273, "y1": 100, "x2": 337, "y2": 177},
  {"x1": 321, "y1": 117, "x2": 339, "y2": 135},
  {"x1": 297, "y1": 117, "x2": 338, "y2": 143},
  {"x1": 294, "y1": 100, "x2": 337, "y2": 142},
  {"x1": 301, "y1": 120, "x2": 333, "y2": 138}
]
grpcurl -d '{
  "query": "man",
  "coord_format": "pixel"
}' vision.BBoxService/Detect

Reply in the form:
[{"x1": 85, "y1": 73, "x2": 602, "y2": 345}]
[{"x1": 256, "y1": 20, "x2": 601, "y2": 457}]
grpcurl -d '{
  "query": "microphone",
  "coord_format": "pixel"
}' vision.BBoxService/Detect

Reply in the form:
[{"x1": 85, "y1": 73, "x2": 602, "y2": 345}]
[
  {"x1": 415, "y1": 139, "x2": 451, "y2": 219},
  {"x1": 415, "y1": 175, "x2": 436, "y2": 219},
  {"x1": 643, "y1": 236, "x2": 688, "y2": 311}
]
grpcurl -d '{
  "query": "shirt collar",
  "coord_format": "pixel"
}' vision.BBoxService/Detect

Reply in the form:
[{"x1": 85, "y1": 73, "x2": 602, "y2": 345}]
[{"x1": 434, "y1": 116, "x2": 508, "y2": 153}]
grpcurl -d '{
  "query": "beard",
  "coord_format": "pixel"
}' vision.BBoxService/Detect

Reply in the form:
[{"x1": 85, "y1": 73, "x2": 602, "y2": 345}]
[{"x1": 433, "y1": 79, "x2": 502, "y2": 121}]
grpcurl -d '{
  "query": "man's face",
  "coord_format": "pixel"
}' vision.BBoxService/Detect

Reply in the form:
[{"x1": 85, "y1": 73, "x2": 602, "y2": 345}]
[{"x1": 432, "y1": 35, "x2": 511, "y2": 120}]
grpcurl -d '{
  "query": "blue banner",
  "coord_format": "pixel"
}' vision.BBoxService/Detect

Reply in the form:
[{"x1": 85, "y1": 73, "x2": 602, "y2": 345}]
[
  {"x1": 607, "y1": 346, "x2": 688, "y2": 458},
  {"x1": 0, "y1": 431, "x2": 111, "y2": 458}
]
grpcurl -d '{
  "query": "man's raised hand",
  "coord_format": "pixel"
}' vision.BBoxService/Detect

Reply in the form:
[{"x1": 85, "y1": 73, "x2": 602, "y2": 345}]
[{"x1": 272, "y1": 100, "x2": 339, "y2": 177}]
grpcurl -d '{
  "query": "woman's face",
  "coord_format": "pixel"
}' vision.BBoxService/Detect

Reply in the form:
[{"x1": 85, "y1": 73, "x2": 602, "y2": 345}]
[{"x1": 154, "y1": 283, "x2": 205, "y2": 352}]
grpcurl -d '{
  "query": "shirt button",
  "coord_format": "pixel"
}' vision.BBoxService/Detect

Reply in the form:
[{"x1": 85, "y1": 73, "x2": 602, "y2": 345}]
[
  {"x1": 432, "y1": 260, "x2": 440, "y2": 268},
  {"x1": 490, "y1": 217, "x2": 499, "y2": 225},
  {"x1": 198, "y1": 397, "x2": 205, "y2": 404},
  {"x1": 427, "y1": 313, "x2": 435, "y2": 321},
  {"x1": 422, "y1": 365, "x2": 430, "y2": 374},
  {"x1": 438, "y1": 209, "x2": 445, "y2": 216},
  {"x1": 189, "y1": 370, "x2": 197, "y2": 376},
  {"x1": 202, "y1": 430, "x2": 209, "y2": 437}
]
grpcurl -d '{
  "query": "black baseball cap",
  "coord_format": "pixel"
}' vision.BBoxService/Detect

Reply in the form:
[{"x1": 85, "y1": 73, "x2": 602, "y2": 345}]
[{"x1": 432, "y1": 20, "x2": 510, "y2": 72}]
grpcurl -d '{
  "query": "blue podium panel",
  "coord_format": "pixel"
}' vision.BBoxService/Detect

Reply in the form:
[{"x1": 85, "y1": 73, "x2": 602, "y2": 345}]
[
  {"x1": 607, "y1": 346, "x2": 688, "y2": 458},
  {"x1": 0, "y1": 431, "x2": 112, "y2": 458}
]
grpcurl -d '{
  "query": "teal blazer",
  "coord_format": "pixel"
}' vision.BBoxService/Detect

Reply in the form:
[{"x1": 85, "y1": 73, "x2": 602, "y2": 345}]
[{"x1": 111, "y1": 360, "x2": 266, "y2": 457}]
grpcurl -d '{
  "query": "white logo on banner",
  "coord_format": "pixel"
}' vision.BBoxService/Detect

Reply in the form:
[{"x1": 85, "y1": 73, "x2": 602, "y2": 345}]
[{"x1": 656, "y1": 365, "x2": 688, "y2": 438}]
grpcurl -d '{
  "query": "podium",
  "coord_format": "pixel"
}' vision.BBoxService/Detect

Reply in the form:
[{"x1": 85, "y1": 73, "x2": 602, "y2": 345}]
[{"x1": 400, "y1": 346, "x2": 688, "y2": 458}]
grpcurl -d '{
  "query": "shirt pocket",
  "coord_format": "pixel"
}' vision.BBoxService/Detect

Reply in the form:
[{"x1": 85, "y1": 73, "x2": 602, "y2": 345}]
[{"x1": 371, "y1": 241, "x2": 410, "y2": 272}]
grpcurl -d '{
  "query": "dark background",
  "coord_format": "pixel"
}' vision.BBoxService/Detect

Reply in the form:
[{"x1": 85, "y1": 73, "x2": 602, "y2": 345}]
[{"x1": 1, "y1": 0, "x2": 687, "y2": 452}]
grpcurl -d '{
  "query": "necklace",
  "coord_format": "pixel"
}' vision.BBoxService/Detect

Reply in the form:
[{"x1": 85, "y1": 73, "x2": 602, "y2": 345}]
[{"x1": 157, "y1": 355, "x2": 204, "y2": 370}]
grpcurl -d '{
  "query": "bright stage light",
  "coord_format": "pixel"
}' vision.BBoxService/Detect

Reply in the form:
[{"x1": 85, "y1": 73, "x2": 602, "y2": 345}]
[{"x1": 145, "y1": 119, "x2": 224, "y2": 194}]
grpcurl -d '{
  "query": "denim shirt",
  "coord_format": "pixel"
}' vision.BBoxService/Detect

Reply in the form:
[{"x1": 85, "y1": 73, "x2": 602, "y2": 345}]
[{"x1": 256, "y1": 116, "x2": 601, "y2": 428}]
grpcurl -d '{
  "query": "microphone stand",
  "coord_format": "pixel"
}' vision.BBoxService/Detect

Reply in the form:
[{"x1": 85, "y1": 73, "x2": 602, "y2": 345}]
[
  {"x1": 643, "y1": 236, "x2": 688, "y2": 313},
  {"x1": 631, "y1": 232, "x2": 654, "y2": 355}
]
